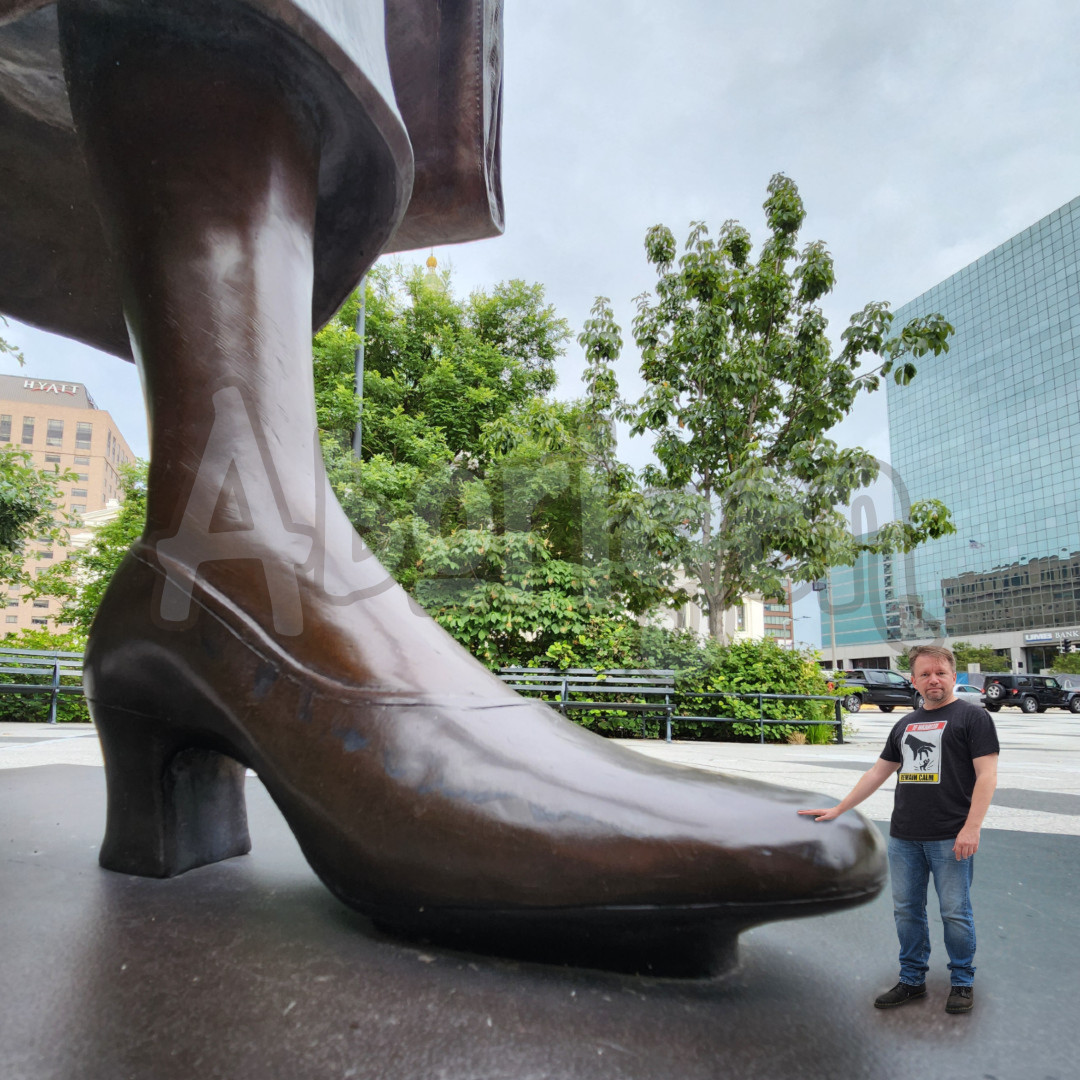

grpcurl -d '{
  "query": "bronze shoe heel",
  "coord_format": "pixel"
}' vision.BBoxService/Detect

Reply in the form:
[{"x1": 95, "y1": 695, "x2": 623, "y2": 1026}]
[{"x1": 94, "y1": 703, "x2": 251, "y2": 879}]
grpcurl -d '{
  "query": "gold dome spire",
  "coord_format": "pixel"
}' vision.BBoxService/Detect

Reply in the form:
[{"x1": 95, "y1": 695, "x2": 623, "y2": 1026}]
[{"x1": 423, "y1": 250, "x2": 445, "y2": 293}]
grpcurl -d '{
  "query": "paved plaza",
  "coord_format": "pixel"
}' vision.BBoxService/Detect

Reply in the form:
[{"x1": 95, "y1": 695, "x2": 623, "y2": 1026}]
[
  {"x1": 1, "y1": 709, "x2": 1077, "y2": 1080},
  {"x1": 625, "y1": 707, "x2": 1080, "y2": 836},
  {"x1": 7, "y1": 706, "x2": 1079, "y2": 835}
]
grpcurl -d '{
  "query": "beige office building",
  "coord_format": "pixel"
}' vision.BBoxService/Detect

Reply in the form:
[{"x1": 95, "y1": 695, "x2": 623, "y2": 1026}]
[{"x1": 0, "y1": 373, "x2": 136, "y2": 631}]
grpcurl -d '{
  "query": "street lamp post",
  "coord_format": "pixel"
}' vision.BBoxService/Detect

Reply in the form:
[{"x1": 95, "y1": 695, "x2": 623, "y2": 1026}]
[
  {"x1": 789, "y1": 615, "x2": 811, "y2": 651},
  {"x1": 811, "y1": 573, "x2": 838, "y2": 670},
  {"x1": 826, "y1": 569, "x2": 838, "y2": 671}
]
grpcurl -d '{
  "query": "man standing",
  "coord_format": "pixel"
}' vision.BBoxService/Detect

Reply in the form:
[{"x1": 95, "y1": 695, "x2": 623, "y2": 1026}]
[{"x1": 799, "y1": 645, "x2": 999, "y2": 1013}]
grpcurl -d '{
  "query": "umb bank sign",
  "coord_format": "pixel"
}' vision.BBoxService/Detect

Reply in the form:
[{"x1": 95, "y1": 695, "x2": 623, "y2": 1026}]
[
  {"x1": 23, "y1": 379, "x2": 80, "y2": 395},
  {"x1": 1025, "y1": 629, "x2": 1080, "y2": 646}
]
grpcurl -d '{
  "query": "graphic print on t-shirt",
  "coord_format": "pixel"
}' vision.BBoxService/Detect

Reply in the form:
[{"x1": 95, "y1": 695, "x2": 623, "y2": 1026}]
[{"x1": 898, "y1": 720, "x2": 947, "y2": 784}]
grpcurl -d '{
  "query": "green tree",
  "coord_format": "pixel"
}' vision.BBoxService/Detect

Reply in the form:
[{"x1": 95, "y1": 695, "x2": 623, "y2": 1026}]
[
  {"x1": 313, "y1": 264, "x2": 682, "y2": 668},
  {"x1": 581, "y1": 174, "x2": 956, "y2": 641},
  {"x1": 412, "y1": 394, "x2": 678, "y2": 667},
  {"x1": 464, "y1": 278, "x2": 566, "y2": 386},
  {"x1": 896, "y1": 641, "x2": 1005, "y2": 673},
  {"x1": 950, "y1": 641, "x2": 1004, "y2": 672},
  {"x1": 315, "y1": 265, "x2": 567, "y2": 460},
  {"x1": 313, "y1": 265, "x2": 572, "y2": 584},
  {"x1": 1048, "y1": 651, "x2": 1080, "y2": 676},
  {"x1": 0, "y1": 448, "x2": 75, "y2": 587},
  {"x1": 30, "y1": 460, "x2": 147, "y2": 632},
  {"x1": 1, "y1": 314, "x2": 24, "y2": 366},
  {"x1": 2, "y1": 320, "x2": 77, "y2": 587}
]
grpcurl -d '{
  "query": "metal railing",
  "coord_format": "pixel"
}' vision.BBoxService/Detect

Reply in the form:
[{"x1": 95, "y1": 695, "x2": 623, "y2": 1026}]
[
  {"x1": 498, "y1": 668, "x2": 844, "y2": 744},
  {"x1": 667, "y1": 691, "x2": 845, "y2": 744},
  {"x1": 0, "y1": 648, "x2": 85, "y2": 724},
  {"x1": 0, "y1": 651, "x2": 844, "y2": 740},
  {"x1": 496, "y1": 667, "x2": 675, "y2": 738}
]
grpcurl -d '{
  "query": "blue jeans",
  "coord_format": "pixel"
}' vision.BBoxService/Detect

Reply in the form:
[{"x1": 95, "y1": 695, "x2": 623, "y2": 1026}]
[{"x1": 888, "y1": 836, "x2": 976, "y2": 987}]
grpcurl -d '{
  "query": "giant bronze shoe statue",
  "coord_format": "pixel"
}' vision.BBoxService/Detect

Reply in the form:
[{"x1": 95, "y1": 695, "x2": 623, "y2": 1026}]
[{"x1": 0, "y1": 0, "x2": 885, "y2": 976}]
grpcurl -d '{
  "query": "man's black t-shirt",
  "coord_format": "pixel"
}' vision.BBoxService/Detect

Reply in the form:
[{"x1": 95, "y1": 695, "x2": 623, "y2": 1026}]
[{"x1": 880, "y1": 699, "x2": 1000, "y2": 841}]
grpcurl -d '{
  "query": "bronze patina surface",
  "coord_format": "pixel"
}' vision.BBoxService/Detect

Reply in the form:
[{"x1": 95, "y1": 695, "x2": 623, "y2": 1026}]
[
  {"x1": 0, "y1": 0, "x2": 886, "y2": 976},
  {"x1": 0, "y1": 0, "x2": 502, "y2": 356}
]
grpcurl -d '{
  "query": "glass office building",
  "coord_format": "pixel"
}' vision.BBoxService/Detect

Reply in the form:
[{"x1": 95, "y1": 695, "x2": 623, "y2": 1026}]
[{"x1": 821, "y1": 196, "x2": 1080, "y2": 672}]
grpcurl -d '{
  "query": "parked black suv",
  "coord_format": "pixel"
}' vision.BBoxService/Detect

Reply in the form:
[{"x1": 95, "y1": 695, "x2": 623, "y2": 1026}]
[
  {"x1": 1058, "y1": 677, "x2": 1080, "y2": 713},
  {"x1": 981, "y1": 673, "x2": 1071, "y2": 713},
  {"x1": 837, "y1": 669, "x2": 923, "y2": 714}
]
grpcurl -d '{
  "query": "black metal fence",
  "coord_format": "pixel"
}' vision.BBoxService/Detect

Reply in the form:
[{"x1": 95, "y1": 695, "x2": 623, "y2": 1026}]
[
  {"x1": 497, "y1": 668, "x2": 844, "y2": 744},
  {"x1": 667, "y1": 690, "x2": 845, "y2": 744},
  {"x1": 0, "y1": 649, "x2": 86, "y2": 724},
  {"x1": 0, "y1": 653, "x2": 845, "y2": 742}
]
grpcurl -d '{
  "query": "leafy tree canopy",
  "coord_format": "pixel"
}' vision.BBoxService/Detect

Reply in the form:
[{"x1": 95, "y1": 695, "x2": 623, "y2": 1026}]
[
  {"x1": 0, "y1": 448, "x2": 75, "y2": 587},
  {"x1": 30, "y1": 460, "x2": 147, "y2": 631},
  {"x1": 896, "y1": 641, "x2": 1006, "y2": 673},
  {"x1": 314, "y1": 264, "x2": 568, "y2": 460},
  {"x1": 2, "y1": 322, "x2": 77, "y2": 586},
  {"x1": 313, "y1": 264, "x2": 679, "y2": 666},
  {"x1": 1048, "y1": 651, "x2": 1080, "y2": 676},
  {"x1": 950, "y1": 641, "x2": 1004, "y2": 672},
  {"x1": 1, "y1": 315, "x2": 24, "y2": 366},
  {"x1": 580, "y1": 174, "x2": 957, "y2": 640},
  {"x1": 410, "y1": 392, "x2": 682, "y2": 666}
]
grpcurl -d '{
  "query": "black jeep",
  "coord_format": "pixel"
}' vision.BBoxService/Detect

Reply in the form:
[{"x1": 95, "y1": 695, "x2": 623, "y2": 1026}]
[
  {"x1": 981, "y1": 673, "x2": 1072, "y2": 713},
  {"x1": 837, "y1": 668, "x2": 923, "y2": 714}
]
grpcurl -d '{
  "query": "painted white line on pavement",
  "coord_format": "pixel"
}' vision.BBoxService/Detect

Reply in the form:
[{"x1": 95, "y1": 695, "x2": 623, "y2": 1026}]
[{"x1": 0, "y1": 738, "x2": 104, "y2": 770}]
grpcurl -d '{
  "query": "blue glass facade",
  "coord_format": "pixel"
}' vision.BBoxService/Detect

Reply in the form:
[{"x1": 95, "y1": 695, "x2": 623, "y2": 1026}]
[
  {"x1": 821, "y1": 197, "x2": 1080, "y2": 664},
  {"x1": 821, "y1": 556, "x2": 888, "y2": 648}
]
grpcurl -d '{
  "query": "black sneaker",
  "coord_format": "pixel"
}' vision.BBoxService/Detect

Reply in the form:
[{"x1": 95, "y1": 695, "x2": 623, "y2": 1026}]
[
  {"x1": 874, "y1": 981, "x2": 927, "y2": 1008},
  {"x1": 945, "y1": 985, "x2": 974, "y2": 1013}
]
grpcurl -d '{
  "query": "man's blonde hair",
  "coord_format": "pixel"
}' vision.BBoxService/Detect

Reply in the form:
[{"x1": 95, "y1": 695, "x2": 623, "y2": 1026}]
[{"x1": 908, "y1": 645, "x2": 956, "y2": 673}]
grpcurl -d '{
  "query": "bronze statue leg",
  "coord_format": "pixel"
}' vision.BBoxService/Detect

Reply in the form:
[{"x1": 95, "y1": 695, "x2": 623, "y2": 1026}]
[
  {"x1": 62, "y1": 29, "x2": 322, "y2": 534},
  {"x1": 57, "y1": 3, "x2": 886, "y2": 976}
]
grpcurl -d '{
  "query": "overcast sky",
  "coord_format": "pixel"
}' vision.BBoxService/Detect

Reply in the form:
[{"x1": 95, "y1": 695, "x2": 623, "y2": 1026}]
[{"x1": 5, "y1": 0, "x2": 1080, "y2": 641}]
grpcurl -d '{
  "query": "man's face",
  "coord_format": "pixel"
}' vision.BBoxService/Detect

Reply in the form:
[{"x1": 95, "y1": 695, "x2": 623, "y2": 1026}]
[{"x1": 911, "y1": 655, "x2": 957, "y2": 710}]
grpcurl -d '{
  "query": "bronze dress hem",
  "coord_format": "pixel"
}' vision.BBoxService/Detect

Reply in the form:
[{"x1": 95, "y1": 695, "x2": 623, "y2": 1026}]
[{"x1": 0, "y1": 0, "x2": 503, "y2": 359}]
